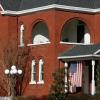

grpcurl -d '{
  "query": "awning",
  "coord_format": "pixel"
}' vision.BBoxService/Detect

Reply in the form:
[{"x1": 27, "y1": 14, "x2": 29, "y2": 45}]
[{"x1": 58, "y1": 44, "x2": 100, "y2": 61}]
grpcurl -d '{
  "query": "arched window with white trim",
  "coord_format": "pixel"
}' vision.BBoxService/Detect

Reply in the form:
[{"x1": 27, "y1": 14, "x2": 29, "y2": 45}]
[
  {"x1": 30, "y1": 60, "x2": 36, "y2": 84},
  {"x1": 20, "y1": 24, "x2": 24, "y2": 46},
  {"x1": 32, "y1": 21, "x2": 50, "y2": 45},
  {"x1": 37, "y1": 59, "x2": 44, "y2": 84}
]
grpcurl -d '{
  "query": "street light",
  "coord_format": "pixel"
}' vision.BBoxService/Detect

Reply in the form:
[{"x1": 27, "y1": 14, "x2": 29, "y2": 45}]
[{"x1": 4, "y1": 65, "x2": 22, "y2": 100}]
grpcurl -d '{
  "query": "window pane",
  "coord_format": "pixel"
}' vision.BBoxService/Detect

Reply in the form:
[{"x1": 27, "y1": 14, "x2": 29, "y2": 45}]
[
  {"x1": 41, "y1": 64, "x2": 44, "y2": 81},
  {"x1": 31, "y1": 60, "x2": 36, "y2": 82}
]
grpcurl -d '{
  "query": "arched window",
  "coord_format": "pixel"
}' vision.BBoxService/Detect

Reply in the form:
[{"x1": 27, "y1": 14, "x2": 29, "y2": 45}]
[
  {"x1": 32, "y1": 21, "x2": 50, "y2": 45},
  {"x1": 30, "y1": 59, "x2": 36, "y2": 84},
  {"x1": 37, "y1": 59, "x2": 44, "y2": 84},
  {"x1": 19, "y1": 24, "x2": 24, "y2": 46},
  {"x1": 61, "y1": 19, "x2": 90, "y2": 44}
]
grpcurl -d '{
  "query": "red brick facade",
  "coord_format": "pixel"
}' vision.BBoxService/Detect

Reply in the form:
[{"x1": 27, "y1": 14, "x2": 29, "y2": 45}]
[{"x1": 0, "y1": 9, "x2": 100, "y2": 97}]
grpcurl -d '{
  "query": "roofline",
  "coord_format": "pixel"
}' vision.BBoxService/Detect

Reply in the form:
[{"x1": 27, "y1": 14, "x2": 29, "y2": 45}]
[
  {"x1": 94, "y1": 49, "x2": 100, "y2": 54},
  {"x1": 1, "y1": 4, "x2": 100, "y2": 15},
  {"x1": 0, "y1": 4, "x2": 4, "y2": 11},
  {"x1": 58, "y1": 54, "x2": 100, "y2": 59}
]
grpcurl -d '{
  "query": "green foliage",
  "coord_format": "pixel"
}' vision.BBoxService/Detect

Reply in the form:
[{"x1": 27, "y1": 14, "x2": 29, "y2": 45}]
[
  {"x1": 51, "y1": 68, "x2": 65, "y2": 93},
  {"x1": 47, "y1": 67, "x2": 67, "y2": 100},
  {"x1": 48, "y1": 93, "x2": 67, "y2": 100}
]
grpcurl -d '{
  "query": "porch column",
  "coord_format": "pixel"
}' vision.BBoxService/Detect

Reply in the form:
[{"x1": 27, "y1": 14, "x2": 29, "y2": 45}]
[
  {"x1": 91, "y1": 60, "x2": 96, "y2": 95},
  {"x1": 65, "y1": 62, "x2": 68, "y2": 93}
]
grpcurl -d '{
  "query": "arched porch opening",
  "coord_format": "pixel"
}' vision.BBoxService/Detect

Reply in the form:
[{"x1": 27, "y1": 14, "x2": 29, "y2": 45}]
[{"x1": 61, "y1": 19, "x2": 91, "y2": 44}]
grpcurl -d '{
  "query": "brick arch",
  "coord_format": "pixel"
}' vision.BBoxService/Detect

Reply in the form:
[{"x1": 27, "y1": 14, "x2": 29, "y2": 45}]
[
  {"x1": 30, "y1": 19, "x2": 50, "y2": 43},
  {"x1": 59, "y1": 17, "x2": 92, "y2": 43},
  {"x1": 19, "y1": 21, "x2": 24, "y2": 25},
  {"x1": 30, "y1": 56, "x2": 36, "y2": 61},
  {"x1": 38, "y1": 56, "x2": 45, "y2": 62},
  {"x1": 67, "y1": 17, "x2": 92, "y2": 34}
]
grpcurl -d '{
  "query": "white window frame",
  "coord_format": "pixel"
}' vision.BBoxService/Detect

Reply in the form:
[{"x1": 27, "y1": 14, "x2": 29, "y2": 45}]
[
  {"x1": 19, "y1": 24, "x2": 24, "y2": 47},
  {"x1": 29, "y1": 60, "x2": 36, "y2": 84},
  {"x1": 37, "y1": 59, "x2": 44, "y2": 84}
]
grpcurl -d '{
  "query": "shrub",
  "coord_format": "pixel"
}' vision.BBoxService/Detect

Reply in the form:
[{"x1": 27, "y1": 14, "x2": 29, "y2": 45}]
[
  {"x1": 47, "y1": 67, "x2": 67, "y2": 100},
  {"x1": 47, "y1": 93, "x2": 67, "y2": 100}
]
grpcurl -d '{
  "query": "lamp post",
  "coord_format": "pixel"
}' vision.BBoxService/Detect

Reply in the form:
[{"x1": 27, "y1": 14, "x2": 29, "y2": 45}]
[{"x1": 4, "y1": 65, "x2": 22, "y2": 100}]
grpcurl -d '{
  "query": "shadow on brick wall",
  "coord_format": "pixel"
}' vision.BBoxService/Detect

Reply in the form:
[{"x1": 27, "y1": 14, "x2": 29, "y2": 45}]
[{"x1": 16, "y1": 95, "x2": 47, "y2": 100}]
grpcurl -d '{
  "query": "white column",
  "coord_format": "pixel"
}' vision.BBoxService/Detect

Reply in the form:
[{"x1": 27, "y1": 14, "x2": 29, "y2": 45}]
[
  {"x1": 91, "y1": 60, "x2": 95, "y2": 95},
  {"x1": 20, "y1": 24, "x2": 24, "y2": 46},
  {"x1": 84, "y1": 33, "x2": 90, "y2": 44},
  {"x1": 65, "y1": 62, "x2": 68, "y2": 93}
]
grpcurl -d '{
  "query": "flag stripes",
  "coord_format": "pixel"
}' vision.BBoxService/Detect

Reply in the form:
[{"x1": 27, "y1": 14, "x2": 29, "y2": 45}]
[{"x1": 69, "y1": 61, "x2": 83, "y2": 87}]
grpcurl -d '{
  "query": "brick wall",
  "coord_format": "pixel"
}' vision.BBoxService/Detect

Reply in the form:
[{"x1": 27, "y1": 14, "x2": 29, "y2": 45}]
[{"x1": 0, "y1": 9, "x2": 100, "y2": 97}]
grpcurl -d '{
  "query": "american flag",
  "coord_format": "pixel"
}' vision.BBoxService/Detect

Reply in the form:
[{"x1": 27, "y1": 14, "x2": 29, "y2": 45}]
[{"x1": 69, "y1": 61, "x2": 83, "y2": 87}]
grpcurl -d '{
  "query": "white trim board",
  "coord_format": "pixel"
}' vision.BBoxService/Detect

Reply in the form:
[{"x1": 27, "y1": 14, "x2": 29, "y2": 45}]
[
  {"x1": 94, "y1": 49, "x2": 100, "y2": 54},
  {"x1": 58, "y1": 54, "x2": 100, "y2": 59},
  {"x1": 1, "y1": 4, "x2": 100, "y2": 15},
  {"x1": 60, "y1": 41, "x2": 93, "y2": 45},
  {"x1": 0, "y1": 4, "x2": 4, "y2": 11},
  {"x1": 27, "y1": 42, "x2": 50, "y2": 46}
]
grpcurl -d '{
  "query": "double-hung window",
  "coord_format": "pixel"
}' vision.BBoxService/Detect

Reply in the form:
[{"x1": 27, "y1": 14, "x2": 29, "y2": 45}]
[
  {"x1": 20, "y1": 24, "x2": 24, "y2": 47},
  {"x1": 30, "y1": 60, "x2": 36, "y2": 84},
  {"x1": 37, "y1": 59, "x2": 44, "y2": 84}
]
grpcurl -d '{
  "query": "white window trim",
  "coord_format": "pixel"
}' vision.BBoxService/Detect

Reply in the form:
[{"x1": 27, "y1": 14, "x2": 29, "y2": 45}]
[
  {"x1": 29, "y1": 60, "x2": 36, "y2": 85},
  {"x1": 19, "y1": 24, "x2": 24, "y2": 47},
  {"x1": 27, "y1": 42, "x2": 50, "y2": 46},
  {"x1": 37, "y1": 80, "x2": 44, "y2": 84},
  {"x1": 29, "y1": 81, "x2": 36, "y2": 85},
  {"x1": 37, "y1": 59, "x2": 44, "y2": 84}
]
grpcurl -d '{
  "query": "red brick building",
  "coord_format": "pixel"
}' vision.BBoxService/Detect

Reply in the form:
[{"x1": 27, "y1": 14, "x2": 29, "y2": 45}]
[{"x1": 0, "y1": 0, "x2": 100, "y2": 97}]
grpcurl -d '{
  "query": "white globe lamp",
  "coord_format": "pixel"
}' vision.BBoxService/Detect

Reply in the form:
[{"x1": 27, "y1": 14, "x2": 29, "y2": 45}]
[
  {"x1": 5, "y1": 69, "x2": 9, "y2": 75},
  {"x1": 13, "y1": 69, "x2": 17, "y2": 74},
  {"x1": 10, "y1": 70, "x2": 14, "y2": 75},
  {"x1": 11, "y1": 65, "x2": 16, "y2": 70},
  {"x1": 18, "y1": 69, "x2": 22, "y2": 75}
]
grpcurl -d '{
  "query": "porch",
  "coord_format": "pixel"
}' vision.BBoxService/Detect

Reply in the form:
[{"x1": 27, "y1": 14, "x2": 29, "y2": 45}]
[{"x1": 58, "y1": 44, "x2": 100, "y2": 95}]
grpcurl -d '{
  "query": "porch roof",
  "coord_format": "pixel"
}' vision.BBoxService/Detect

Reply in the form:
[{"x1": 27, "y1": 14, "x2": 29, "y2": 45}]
[{"x1": 58, "y1": 44, "x2": 100, "y2": 61}]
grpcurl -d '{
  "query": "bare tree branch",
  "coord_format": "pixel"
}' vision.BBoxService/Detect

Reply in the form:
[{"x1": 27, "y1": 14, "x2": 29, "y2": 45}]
[{"x1": 0, "y1": 41, "x2": 30, "y2": 96}]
